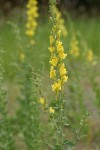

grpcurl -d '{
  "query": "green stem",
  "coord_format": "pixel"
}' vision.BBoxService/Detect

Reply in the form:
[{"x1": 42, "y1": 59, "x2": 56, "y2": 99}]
[{"x1": 34, "y1": 140, "x2": 55, "y2": 149}]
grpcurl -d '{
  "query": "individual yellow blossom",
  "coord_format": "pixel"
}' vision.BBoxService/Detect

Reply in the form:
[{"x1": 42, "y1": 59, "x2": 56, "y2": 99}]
[
  {"x1": 69, "y1": 35, "x2": 80, "y2": 57},
  {"x1": 27, "y1": 7, "x2": 38, "y2": 16},
  {"x1": 57, "y1": 41, "x2": 64, "y2": 52},
  {"x1": 26, "y1": 22, "x2": 37, "y2": 28},
  {"x1": 20, "y1": 52, "x2": 25, "y2": 61},
  {"x1": 58, "y1": 51, "x2": 67, "y2": 60},
  {"x1": 56, "y1": 40, "x2": 67, "y2": 59},
  {"x1": 49, "y1": 107, "x2": 55, "y2": 114},
  {"x1": 61, "y1": 75, "x2": 68, "y2": 84},
  {"x1": 48, "y1": 46, "x2": 55, "y2": 53},
  {"x1": 26, "y1": 30, "x2": 34, "y2": 36},
  {"x1": 87, "y1": 49, "x2": 93, "y2": 62},
  {"x1": 39, "y1": 97, "x2": 45, "y2": 105},
  {"x1": 52, "y1": 81, "x2": 61, "y2": 92},
  {"x1": 57, "y1": 30, "x2": 61, "y2": 37},
  {"x1": 26, "y1": 0, "x2": 38, "y2": 8},
  {"x1": 56, "y1": 40, "x2": 60, "y2": 47},
  {"x1": 50, "y1": 66, "x2": 56, "y2": 79},
  {"x1": 50, "y1": 56, "x2": 58, "y2": 67},
  {"x1": 59, "y1": 63, "x2": 67, "y2": 76},
  {"x1": 50, "y1": 36, "x2": 54, "y2": 45}
]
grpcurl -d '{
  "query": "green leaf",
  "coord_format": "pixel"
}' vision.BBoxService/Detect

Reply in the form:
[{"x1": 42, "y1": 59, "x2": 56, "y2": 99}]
[{"x1": 54, "y1": 144, "x2": 61, "y2": 150}]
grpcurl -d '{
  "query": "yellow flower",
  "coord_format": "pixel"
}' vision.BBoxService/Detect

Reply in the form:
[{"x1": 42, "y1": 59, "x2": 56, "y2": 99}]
[
  {"x1": 58, "y1": 51, "x2": 67, "y2": 60},
  {"x1": 57, "y1": 41, "x2": 64, "y2": 52},
  {"x1": 26, "y1": 30, "x2": 34, "y2": 36},
  {"x1": 48, "y1": 46, "x2": 55, "y2": 53},
  {"x1": 49, "y1": 107, "x2": 55, "y2": 114},
  {"x1": 49, "y1": 36, "x2": 54, "y2": 45},
  {"x1": 26, "y1": 21, "x2": 37, "y2": 28},
  {"x1": 59, "y1": 63, "x2": 67, "y2": 76},
  {"x1": 50, "y1": 66, "x2": 56, "y2": 79},
  {"x1": 57, "y1": 30, "x2": 61, "y2": 37},
  {"x1": 52, "y1": 81, "x2": 61, "y2": 92},
  {"x1": 50, "y1": 56, "x2": 58, "y2": 67},
  {"x1": 87, "y1": 49, "x2": 93, "y2": 62},
  {"x1": 61, "y1": 75, "x2": 68, "y2": 84},
  {"x1": 39, "y1": 97, "x2": 45, "y2": 105}
]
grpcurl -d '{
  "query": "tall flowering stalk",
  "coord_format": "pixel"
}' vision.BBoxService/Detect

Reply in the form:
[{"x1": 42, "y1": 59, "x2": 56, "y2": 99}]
[
  {"x1": 38, "y1": 1, "x2": 69, "y2": 149},
  {"x1": 26, "y1": 0, "x2": 39, "y2": 45},
  {"x1": 47, "y1": 0, "x2": 71, "y2": 149},
  {"x1": 49, "y1": 2, "x2": 68, "y2": 95}
]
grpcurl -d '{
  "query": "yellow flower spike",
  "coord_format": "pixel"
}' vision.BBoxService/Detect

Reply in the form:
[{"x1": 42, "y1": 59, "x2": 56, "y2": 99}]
[
  {"x1": 49, "y1": 1, "x2": 68, "y2": 94},
  {"x1": 26, "y1": 0, "x2": 39, "y2": 42},
  {"x1": 39, "y1": 98, "x2": 45, "y2": 105},
  {"x1": 50, "y1": 56, "x2": 58, "y2": 67},
  {"x1": 50, "y1": 66, "x2": 56, "y2": 79},
  {"x1": 59, "y1": 63, "x2": 67, "y2": 76},
  {"x1": 49, "y1": 107, "x2": 55, "y2": 114}
]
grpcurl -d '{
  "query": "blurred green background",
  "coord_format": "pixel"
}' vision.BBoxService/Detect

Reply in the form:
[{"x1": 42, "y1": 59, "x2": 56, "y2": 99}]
[{"x1": 0, "y1": 1, "x2": 100, "y2": 150}]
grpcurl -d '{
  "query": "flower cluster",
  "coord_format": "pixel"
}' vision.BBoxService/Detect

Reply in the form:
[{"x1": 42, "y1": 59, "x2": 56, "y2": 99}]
[
  {"x1": 53, "y1": 5, "x2": 68, "y2": 36},
  {"x1": 69, "y1": 35, "x2": 80, "y2": 57},
  {"x1": 26, "y1": 0, "x2": 39, "y2": 44},
  {"x1": 49, "y1": 8, "x2": 68, "y2": 94},
  {"x1": 39, "y1": 2, "x2": 68, "y2": 115}
]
